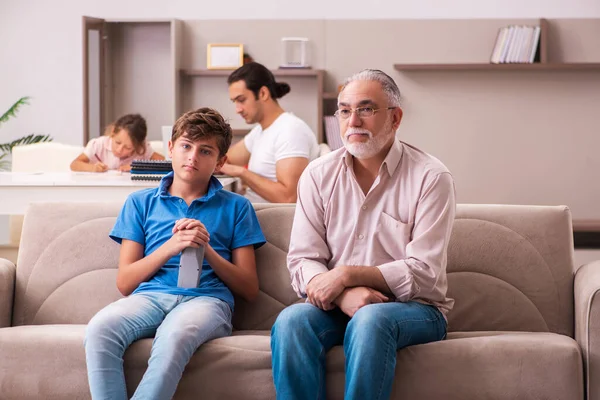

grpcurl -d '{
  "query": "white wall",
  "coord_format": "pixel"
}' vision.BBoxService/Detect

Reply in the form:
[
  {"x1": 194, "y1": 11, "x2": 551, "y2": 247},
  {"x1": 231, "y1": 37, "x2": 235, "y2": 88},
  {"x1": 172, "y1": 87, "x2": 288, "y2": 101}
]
[{"x1": 2, "y1": 0, "x2": 600, "y2": 147}]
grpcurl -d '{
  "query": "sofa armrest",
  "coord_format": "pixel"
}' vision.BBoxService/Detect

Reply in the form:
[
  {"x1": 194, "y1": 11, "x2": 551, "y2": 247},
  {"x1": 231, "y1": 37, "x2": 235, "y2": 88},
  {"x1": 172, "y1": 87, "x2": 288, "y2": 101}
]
[
  {"x1": 575, "y1": 260, "x2": 600, "y2": 400},
  {"x1": 0, "y1": 258, "x2": 16, "y2": 328}
]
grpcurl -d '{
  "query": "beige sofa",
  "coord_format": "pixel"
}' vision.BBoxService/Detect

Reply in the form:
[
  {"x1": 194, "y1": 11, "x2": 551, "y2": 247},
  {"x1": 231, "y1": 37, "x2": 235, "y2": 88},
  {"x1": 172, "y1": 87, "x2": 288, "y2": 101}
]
[{"x1": 0, "y1": 202, "x2": 597, "y2": 399}]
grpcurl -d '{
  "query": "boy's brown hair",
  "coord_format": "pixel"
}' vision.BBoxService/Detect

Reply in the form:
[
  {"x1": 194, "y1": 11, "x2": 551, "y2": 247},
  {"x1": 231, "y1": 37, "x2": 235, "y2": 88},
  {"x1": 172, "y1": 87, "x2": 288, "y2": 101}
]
[{"x1": 171, "y1": 108, "x2": 232, "y2": 157}]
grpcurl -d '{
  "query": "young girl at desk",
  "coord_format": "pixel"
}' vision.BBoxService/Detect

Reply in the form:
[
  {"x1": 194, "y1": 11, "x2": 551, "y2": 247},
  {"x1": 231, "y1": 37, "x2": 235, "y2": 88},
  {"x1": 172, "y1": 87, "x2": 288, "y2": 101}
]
[{"x1": 70, "y1": 114, "x2": 165, "y2": 172}]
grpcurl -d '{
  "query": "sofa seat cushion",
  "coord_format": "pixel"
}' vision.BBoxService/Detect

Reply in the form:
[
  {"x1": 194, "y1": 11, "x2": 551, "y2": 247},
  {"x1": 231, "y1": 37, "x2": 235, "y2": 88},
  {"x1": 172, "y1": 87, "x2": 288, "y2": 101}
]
[
  {"x1": 383, "y1": 331, "x2": 581, "y2": 400},
  {"x1": 166, "y1": 330, "x2": 583, "y2": 400},
  {"x1": 125, "y1": 331, "x2": 276, "y2": 399},
  {"x1": 0, "y1": 325, "x2": 89, "y2": 400},
  {"x1": 0, "y1": 326, "x2": 583, "y2": 400},
  {"x1": 318, "y1": 331, "x2": 582, "y2": 400},
  {"x1": 0, "y1": 325, "x2": 276, "y2": 400}
]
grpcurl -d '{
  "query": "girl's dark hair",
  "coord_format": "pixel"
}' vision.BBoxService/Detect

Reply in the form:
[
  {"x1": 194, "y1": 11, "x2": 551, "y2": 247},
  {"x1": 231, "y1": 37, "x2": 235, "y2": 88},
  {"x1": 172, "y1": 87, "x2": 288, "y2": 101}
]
[
  {"x1": 106, "y1": 114, "x2": 148, "y2": 154},
  {"x1": 172, "y1": 107, "x2": 232, "y2": 157},
  {"x1": 227, "y1": 62, "x2": 290, "y2": 100}
]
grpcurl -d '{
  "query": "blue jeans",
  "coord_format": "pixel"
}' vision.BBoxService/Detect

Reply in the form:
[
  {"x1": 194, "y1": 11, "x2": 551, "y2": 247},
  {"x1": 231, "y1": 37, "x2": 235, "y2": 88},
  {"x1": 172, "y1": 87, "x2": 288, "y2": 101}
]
[
  {"x1": 271, "y1": 301, "x2": 446, "y2": 400},
  {"x1": 84, "y1": 293, "x2": 232, "y2": 400}
]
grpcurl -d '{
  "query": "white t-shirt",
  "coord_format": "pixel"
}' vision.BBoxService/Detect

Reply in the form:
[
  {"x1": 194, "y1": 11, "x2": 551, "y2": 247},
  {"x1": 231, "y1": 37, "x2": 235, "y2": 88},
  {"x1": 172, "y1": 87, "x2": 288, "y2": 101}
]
[{"x1": 244, "y1": 112, "x2": 319, "y2": 203}]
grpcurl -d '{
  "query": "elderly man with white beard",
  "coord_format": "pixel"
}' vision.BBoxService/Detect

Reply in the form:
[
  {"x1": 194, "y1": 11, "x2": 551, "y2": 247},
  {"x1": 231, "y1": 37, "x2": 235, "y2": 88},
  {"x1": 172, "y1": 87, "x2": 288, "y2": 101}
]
[{"x1": 270, "y1": 69, "x2": 457, "y2": 400}]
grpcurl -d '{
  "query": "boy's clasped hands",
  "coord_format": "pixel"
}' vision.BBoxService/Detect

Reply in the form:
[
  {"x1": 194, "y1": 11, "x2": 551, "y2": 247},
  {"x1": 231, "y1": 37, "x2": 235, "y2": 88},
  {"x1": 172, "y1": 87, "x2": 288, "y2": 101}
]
[{"x1": 165, "y1": 218, "x2": 209, "y2": 256}]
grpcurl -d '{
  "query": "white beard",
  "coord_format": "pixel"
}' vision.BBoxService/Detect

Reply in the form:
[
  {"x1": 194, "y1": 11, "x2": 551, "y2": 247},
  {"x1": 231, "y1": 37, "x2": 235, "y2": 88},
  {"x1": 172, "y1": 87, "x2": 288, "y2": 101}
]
[{"x1": 342, "y1": 118, "x2": 394, "y2": 159}]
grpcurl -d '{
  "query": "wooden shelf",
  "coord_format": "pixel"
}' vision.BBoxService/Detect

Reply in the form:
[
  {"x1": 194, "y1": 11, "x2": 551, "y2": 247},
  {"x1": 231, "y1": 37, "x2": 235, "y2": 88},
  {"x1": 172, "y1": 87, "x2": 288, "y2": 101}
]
[
  {"x1": 393, "y1": 18, "x2": 600, "y2": 73},
  {"x1": 104, "y1": 18, "x2": 174, "y2": 23},
  {"x1": 182, "y1": 68, "x2": 324, "y2": 77},
  {"x1": 394, "y1": 63, "x2": 600, "y2": 72},
  {"x1": 323, "y1": 91, "x2": 338, "y2": 100},
  {"x1": 568, "y1": 220, "x2": 600, "y2": 249},
  {"x1": 573, "y1": 220, "x2": 600, "y2": 232}
]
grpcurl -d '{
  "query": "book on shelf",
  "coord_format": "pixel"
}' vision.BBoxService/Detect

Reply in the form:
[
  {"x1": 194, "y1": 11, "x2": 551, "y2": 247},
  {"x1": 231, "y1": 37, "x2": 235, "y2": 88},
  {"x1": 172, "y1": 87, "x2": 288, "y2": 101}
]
[{"x1": 490, "y1": 24, "x2": 541, "y2": 64}]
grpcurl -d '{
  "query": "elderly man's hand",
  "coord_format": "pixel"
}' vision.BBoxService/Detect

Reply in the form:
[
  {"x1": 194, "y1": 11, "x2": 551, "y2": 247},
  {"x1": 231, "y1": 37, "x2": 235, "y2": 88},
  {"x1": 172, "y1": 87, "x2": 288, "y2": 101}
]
[
  {"x1": 336, "y1": 287, "x2": 389, "y2": 317},
  {"x1": 306, "y1": 268, "x2": 347, "y2": 310}
]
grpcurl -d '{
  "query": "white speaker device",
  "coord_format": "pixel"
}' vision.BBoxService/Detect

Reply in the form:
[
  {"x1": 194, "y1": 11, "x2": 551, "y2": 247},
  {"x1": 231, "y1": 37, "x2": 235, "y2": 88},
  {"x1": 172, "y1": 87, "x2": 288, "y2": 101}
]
[{"x1": 177, "y1": 246, "x2": 205, "y2": 288}]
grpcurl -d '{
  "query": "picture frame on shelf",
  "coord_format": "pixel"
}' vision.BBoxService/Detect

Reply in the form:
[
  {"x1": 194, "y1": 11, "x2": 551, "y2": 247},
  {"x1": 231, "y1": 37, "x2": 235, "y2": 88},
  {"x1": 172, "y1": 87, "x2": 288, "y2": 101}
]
[{"x1": 207, "y1": 43, "x2": 244, "y2": 70}]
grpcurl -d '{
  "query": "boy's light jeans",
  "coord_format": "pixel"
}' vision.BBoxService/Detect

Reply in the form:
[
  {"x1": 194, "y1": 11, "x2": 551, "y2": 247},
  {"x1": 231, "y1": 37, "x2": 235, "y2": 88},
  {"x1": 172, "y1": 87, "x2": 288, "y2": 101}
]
[{"x1": 84, "y1": 292, "x2": 232, "y2": 400}]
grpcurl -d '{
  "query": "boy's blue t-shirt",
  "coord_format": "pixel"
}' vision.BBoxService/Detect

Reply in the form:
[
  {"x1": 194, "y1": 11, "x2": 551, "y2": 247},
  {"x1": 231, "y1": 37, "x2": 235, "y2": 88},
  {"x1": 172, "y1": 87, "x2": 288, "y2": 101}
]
[{"x1": 109, "y1": 172, "x2": 266, "y2": 311}]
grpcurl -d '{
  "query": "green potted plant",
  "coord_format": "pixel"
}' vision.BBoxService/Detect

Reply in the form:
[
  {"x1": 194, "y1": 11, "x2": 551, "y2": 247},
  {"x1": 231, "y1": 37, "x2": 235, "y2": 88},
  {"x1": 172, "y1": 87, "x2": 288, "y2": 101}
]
[{"x1": 0, "y1": 96, "x2": 52, "y2": 170}]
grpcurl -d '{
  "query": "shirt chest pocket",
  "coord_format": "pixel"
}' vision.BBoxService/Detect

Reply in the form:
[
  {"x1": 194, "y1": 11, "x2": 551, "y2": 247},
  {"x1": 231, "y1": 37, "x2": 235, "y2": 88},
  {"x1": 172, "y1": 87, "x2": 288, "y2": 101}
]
[{"x1": 374, "y1": 212, "x2": 413, "y2": 259}]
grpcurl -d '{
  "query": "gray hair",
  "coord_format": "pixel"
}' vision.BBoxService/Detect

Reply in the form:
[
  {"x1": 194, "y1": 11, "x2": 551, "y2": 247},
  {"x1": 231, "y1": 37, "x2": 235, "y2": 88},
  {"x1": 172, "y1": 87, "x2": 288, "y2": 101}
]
[{"x1": 339, "y1": 69, "x2": 401, "y2": 107}]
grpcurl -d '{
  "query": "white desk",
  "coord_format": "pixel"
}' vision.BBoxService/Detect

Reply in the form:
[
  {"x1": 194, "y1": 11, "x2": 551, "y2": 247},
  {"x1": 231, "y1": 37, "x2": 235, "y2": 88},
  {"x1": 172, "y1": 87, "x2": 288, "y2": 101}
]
[{"x1": 0, "y1": 172, "x2": 238, "y2": 214}]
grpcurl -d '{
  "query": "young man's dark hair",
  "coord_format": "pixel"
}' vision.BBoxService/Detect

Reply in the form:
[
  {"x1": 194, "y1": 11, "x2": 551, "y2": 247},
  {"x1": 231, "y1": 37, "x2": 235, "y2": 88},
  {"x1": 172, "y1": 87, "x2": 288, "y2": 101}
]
[{"x1": 227, "y1": 62, "x2": 290, "y2": 100}]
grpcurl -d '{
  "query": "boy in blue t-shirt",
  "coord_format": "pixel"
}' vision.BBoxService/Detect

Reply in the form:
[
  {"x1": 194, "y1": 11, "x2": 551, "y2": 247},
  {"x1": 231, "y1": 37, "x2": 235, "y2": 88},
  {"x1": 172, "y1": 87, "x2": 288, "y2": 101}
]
[{"x1": 84, "y1": 107, "x2": 266, "y2": 400}]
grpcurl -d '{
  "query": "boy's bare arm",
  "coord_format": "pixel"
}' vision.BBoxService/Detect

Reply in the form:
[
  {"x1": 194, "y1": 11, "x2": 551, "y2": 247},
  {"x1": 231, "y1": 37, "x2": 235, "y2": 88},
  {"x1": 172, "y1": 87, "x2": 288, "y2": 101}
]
[
  {"x1": 116, "y1": 224, "x2": 209, "y2": 296},
  {"x1": 116, "y1": 240, "x2": 164, "y2": 295},
  {"x1": 204, "y1": 245, "x2": 259, "y2": 302}
]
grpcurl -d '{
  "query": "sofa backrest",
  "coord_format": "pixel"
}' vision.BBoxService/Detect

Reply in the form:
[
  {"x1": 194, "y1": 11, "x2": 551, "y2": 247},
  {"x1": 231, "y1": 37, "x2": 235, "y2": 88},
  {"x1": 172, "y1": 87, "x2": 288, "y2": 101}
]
[
  {"x1": 11, "y1": 202, "x2": 299, "y2": 328},
  {"x1": 13, "y1": 202, "x2": 124, "y2": 327},
  {"x1": 12, "y1": 203, "x2": 575, "y2": 337},
  {"x1": 447, "y1": 204, "x2": 574, "y2": 337}
]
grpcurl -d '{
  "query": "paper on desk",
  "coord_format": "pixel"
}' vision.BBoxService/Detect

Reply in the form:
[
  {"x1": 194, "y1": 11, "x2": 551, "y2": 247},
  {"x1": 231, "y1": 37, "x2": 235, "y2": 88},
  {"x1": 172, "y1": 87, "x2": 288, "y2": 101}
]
[{"x1": 72, "y1": 170, "x2": 123, "y2": 176}]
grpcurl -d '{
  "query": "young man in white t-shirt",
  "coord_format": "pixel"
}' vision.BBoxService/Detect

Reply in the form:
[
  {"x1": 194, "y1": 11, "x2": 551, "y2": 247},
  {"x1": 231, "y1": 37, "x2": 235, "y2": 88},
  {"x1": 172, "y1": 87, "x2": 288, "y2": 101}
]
[{"x1": 219, "y1": 62, "x2": 319, "y2": 203}]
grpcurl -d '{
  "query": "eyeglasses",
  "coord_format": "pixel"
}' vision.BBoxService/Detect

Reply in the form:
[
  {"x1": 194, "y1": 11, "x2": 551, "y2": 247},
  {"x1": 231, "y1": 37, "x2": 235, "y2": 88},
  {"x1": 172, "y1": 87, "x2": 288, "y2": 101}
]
[{"x1": 334, "y1": 107, "x2": 396, "y2": 120}]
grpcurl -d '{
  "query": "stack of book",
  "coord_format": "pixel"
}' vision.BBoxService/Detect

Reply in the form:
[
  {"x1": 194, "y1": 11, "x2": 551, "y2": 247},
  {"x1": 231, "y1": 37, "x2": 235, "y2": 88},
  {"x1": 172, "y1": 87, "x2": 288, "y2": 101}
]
[
  {"x1": 130, "y1": 160, "x2": 173, "y2": 181},
  {"x1": 490, "y1": 25, "x2": 541, "y2": 64}
]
